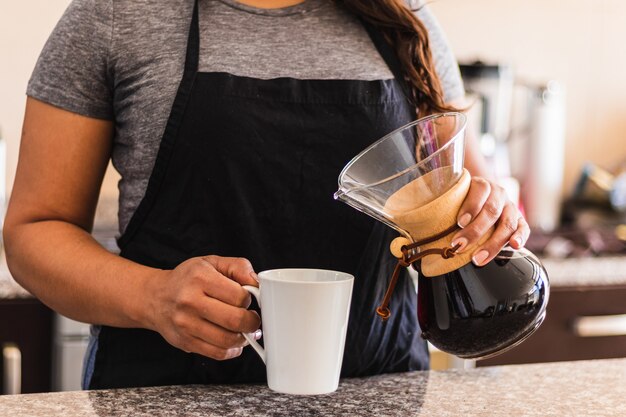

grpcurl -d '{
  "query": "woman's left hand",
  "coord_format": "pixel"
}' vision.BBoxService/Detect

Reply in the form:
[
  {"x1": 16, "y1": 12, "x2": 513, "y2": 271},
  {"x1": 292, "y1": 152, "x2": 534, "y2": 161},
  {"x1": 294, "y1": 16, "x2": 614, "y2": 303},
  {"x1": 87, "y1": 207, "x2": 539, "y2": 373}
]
[{"x1": 450, "y1": 176, "x2": 530, "y2": 266}]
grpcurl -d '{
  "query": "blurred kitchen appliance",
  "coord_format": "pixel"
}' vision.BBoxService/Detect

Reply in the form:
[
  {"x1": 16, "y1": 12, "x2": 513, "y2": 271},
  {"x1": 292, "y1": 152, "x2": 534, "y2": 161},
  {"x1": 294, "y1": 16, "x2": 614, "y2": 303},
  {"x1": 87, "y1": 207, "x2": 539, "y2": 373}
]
[
  {"x1": 460, "y1": 62, "x2": 566, "y2": 232},
  {"x1": 511, "y1": 81, "x2": 566, "y2": 232},
  {"x1": 460, "y1": 62, "x2": 514, "y2": 175},
  {"x1": 573, "y1": 163, "x2": 626, "y2": 212},
  {"x1": 52, "y1": 315, "x2": 89, "y2": 391},
  {"x1": 2, "y1": 343, "x2": 21, "y2": 395}
]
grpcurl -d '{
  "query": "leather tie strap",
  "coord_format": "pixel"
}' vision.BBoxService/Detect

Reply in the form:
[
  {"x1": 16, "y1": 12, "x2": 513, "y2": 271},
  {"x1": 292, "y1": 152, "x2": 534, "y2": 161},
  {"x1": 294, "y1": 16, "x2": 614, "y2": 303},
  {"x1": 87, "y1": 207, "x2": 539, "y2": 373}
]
[{"x1": 376, "y1": 224, "x2": 461, "y2": 321}]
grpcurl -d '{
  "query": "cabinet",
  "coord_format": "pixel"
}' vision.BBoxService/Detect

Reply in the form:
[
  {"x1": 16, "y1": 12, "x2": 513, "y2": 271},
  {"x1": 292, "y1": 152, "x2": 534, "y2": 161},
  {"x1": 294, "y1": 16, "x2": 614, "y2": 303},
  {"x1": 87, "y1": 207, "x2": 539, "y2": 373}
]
[
  {"x1": 0, "y1": 298, "x2": 53, "y2": 394},
  {"x1": 478, "y1": 284, "x2": 626, "y2": 366}
]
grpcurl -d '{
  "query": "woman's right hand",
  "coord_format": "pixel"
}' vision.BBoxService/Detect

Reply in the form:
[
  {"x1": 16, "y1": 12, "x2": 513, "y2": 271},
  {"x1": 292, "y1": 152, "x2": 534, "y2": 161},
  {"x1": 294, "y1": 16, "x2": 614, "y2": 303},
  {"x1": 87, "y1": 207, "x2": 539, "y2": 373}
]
[{"x1": 147, "y1": 255, "x2": 262, "y2": 361}]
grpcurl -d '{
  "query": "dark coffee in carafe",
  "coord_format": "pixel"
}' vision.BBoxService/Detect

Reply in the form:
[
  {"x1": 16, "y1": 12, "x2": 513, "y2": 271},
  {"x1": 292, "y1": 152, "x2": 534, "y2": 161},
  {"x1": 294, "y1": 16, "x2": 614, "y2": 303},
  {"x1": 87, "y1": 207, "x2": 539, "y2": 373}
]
[{"x1": 417, "y1": 248, "x2": 549, "y2": 359}]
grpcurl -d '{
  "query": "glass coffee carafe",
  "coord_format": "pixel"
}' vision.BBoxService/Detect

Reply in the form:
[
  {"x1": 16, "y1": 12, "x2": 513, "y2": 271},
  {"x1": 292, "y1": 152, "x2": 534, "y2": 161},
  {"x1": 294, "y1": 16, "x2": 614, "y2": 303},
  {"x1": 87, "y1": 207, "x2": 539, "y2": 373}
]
[{"x1": 334, "y1": 112, "x2": 549, "y2": 359}]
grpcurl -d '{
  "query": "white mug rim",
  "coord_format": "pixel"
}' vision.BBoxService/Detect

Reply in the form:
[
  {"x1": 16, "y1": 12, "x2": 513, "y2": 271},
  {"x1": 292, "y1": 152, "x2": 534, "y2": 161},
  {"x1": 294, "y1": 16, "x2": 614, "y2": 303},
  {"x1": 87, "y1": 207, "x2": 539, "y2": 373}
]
[{"x1": 257, "y1": 268, "x2": 354, "y2": 285}]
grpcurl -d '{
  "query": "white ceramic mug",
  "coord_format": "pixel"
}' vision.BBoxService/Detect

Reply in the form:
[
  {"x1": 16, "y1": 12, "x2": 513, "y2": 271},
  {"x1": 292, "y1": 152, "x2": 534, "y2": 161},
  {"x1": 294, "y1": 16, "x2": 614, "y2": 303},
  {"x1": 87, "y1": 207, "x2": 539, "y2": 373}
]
[{"x1": 242, "y1": 268, "x2": 354, "y2": 395}]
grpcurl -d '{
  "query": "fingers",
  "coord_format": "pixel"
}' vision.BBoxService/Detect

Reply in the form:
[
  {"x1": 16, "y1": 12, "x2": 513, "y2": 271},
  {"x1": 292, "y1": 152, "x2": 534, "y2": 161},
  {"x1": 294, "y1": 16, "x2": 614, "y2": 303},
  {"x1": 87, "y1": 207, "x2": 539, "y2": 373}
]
[
  {"x1": 184, "y1": 338, "x2": 244, "y2": 361},
  {"x1": 456, "y1": 177, "x2": 491, "y2": 229},
  {"x1": 161, "y1": 306, "x2": 260, "y2": 361},
  {"x1": 196, "y1": 297, "x2": 262, "y2": 333},
  {"x1": 180, "y1": 330, "x2": 261, "y2": 361},
  {"x1": 470, "y1": 202, "x2": 519, "y2": 266},
  {"x1": 168, "y1": 287, "x2": 262, "y2": 360},
  {"x1": 175, "y1": 315, "x2": 261, "y2": 350},
  {"x1": 203, "y1": 255, "x2": 259, "y2": 287},
  {"x1": 155, "y1": 255, "x2": 265, "y2": 362},
  {"x1": 451, "y1": 177, "x2": 531, "y2": 266},
  {"x1": 509, "y1": 215, "x2": 530, "y2": 250},
  {"x1": 452, "y1": 178, "x2": 506, "y2": 253},
  {"x1": 171, "y1": 261, "x2": 262, "y2": 332},
  {"x1": 183, "y1": 257, "x2": 253, "y2": 308}
]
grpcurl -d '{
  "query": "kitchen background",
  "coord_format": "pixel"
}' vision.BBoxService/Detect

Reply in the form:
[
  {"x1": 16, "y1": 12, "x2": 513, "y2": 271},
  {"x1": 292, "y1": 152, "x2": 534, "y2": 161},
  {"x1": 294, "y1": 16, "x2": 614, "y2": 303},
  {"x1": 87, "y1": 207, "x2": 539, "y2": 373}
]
[
  {"x1": 3, "y1": 0, "x2": 626, "y2": 205},
  {"x1": 1, "y1": 0, "x2": 625, "y2": 394}
]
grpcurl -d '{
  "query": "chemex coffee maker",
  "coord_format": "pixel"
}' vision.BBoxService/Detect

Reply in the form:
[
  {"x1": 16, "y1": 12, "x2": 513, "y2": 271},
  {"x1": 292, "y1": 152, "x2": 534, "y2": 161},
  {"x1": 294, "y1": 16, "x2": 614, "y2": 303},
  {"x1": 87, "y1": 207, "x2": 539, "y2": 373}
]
[{"x1": 334, "y1": 113, "x2": 549, "y2": 359}]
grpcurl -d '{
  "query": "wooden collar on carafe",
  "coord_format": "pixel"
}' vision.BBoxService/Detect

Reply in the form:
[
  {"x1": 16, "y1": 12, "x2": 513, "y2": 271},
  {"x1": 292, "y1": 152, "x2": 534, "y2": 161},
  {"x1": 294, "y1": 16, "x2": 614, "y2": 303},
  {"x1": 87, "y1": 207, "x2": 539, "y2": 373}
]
[
  {"x1": 376, "y1": 169, "x2": 494, "y2": 320},
  {"x1": 376, "y1": 223, "x2": 462, "y2": 321}
]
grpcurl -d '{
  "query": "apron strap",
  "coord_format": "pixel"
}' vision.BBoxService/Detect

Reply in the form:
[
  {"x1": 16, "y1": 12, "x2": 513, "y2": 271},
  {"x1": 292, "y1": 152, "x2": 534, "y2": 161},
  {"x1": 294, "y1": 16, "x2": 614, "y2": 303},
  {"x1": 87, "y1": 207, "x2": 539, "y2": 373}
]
[
  {"x1": 358, "y1": 18, "x2": 415, "y2": 109},
  {"x1": 185, "y1": 0, "x2": 200, "y2": 73},
  {"x1": 117, "y1": 0, "x2": 201, "y2": 249}
]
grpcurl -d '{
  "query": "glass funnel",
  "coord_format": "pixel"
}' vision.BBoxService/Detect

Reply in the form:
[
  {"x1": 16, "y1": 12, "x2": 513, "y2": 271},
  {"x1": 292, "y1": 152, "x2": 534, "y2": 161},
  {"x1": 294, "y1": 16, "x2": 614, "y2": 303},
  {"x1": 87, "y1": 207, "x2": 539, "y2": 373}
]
[{"x1": 334, "y1": 113, "x2": 467, "y2": 239}]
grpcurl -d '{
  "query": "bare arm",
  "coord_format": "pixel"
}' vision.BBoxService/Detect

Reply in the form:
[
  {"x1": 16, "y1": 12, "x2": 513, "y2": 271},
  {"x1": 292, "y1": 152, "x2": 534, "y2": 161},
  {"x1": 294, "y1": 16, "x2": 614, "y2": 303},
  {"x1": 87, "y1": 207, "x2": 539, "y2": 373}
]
[{"x1": 4, "y1": 98, "x2": 260, "y2": 359}]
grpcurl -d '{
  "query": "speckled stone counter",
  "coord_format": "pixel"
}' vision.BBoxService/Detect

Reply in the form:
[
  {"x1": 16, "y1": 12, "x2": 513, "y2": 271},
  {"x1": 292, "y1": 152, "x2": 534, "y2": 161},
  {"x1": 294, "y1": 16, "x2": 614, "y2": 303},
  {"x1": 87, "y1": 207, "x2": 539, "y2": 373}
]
[
  {"x1": 542, "y1": 255, "x2": 626, "y2": 287},
  {"x1": 2, "y1": 358, "x2": 625, "y2": 416}
]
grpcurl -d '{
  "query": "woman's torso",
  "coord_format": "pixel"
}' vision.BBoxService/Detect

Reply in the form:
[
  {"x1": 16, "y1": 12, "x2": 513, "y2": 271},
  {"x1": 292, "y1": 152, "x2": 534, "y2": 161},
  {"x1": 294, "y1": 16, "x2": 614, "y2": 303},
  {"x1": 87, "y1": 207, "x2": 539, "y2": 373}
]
[
  {"x1": 28, "y1": 0, "x2": 465, "y2": 387},
  {"x1": 28, "y1": 0, "x2": 464, "y2": 236}
]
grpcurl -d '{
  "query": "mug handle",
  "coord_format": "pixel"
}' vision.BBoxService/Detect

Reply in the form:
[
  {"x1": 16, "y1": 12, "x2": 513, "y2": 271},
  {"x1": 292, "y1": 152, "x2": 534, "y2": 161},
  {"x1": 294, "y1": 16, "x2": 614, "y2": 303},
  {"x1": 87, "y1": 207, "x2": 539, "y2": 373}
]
[{"x1": 241, "y1": 285, "x2": 266, "y2": 364}]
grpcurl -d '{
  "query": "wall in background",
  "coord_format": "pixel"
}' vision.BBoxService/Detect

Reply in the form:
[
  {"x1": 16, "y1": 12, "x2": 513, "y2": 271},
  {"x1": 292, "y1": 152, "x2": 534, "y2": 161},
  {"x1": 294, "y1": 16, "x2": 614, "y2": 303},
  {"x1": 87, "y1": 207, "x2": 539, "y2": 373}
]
[
  {"x1": 429, "y1": 0, "x2": 626, "y2": 193},
  {"x1": 1, "y1": 1, "x2": 625, "y2": 205},
  {"x1": 1, "y1": 1, "x2": 69, "y2": 196},
  {"x1": 0, "y1": 0, "x2": 119, "y2": 208}
]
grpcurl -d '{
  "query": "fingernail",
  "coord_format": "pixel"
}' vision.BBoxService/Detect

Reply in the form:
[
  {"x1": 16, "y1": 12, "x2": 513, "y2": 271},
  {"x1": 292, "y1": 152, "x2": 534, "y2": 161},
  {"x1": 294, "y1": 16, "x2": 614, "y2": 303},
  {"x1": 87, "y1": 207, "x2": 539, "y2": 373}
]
[
  {"x1": 254, "y1": 329, "x2": 263, "y2": 340},
  {"x1": 472, "y1": 250, "x2": 489, "y2": 266},
  {"x1": 512, "y1": 235, "x2": 523, "y2": 248},
  {"x1": 457, "y1": 213, "x2": 472, "y2": 228},
  {"x1": 250, "y1": 271, "x2": 259, "y2": 282},
  {"x1": 450, "y1": 236, "x2": 468, "y2": 253}
]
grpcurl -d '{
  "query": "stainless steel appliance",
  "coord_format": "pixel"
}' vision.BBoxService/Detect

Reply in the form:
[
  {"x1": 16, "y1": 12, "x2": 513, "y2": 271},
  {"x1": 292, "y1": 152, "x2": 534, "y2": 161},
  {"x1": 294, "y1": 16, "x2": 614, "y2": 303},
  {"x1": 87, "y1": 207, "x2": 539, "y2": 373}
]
[
  {"x1": 459, "y1": 61, "x2": 514, "y2": 175},
  {"x1": 52, "y1": 315, "x2": 89, "y2": 391},
  {"x1": 460, "y1": 61, "x2": 566, "y2": 232}
]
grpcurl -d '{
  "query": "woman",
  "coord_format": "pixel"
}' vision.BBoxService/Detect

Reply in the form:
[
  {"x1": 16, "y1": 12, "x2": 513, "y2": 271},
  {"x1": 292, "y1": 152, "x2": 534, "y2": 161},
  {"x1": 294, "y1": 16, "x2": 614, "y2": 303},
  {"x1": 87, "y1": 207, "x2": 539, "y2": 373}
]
[{"x1": 4, "y1": 0, "x2": 528, "y2": 389}]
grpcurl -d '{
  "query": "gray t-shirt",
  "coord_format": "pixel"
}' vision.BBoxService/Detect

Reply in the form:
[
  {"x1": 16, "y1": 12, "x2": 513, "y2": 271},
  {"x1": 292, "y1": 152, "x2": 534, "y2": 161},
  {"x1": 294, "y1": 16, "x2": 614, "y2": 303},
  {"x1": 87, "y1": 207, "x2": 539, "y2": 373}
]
[{"x1": 27, "y1": 0, "x2": 464, "y2": 234}]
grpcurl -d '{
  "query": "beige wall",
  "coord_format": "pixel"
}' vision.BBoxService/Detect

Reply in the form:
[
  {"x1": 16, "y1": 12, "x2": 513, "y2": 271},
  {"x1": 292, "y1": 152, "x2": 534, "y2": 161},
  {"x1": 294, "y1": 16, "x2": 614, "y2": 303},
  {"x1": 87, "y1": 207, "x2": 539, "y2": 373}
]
[
  {"x1": 0, "y1": 0, "x2": 119, "y2": 203},
  {"x1": 1, "y1": 1, "x2": 69, "y2": 196},
  {"x1": 1, "y1": 1, "x2": 625, "y2": 201},
  {"x1": 429, "y1": 0, "x2": 626, "y2": 192}
]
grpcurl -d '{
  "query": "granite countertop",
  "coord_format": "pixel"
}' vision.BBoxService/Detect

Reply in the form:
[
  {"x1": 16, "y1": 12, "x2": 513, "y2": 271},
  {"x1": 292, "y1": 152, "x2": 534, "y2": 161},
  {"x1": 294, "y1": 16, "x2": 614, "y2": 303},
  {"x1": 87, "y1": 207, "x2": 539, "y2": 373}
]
[
  {"x1": 541, "y1": 255, "x2": 626, "y2": 287},
  {"x1": 1, "y1": 358, "x2": 625, "y2": 416}
]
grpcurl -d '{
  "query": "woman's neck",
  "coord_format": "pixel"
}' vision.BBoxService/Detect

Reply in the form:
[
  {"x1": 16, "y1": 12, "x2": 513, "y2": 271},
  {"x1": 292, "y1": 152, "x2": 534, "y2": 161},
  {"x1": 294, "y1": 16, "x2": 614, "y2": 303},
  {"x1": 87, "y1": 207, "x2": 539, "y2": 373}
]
[{"x1": 233, "y1": 0, "x2": 306, "y2": 9}]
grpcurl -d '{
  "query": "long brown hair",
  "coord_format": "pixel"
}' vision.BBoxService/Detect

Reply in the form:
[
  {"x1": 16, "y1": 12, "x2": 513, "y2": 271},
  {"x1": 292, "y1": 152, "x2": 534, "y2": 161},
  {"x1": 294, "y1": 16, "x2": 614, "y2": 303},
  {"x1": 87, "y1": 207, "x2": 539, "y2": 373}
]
[{"x1": 337, "y1": 0, "x2": 459, "y2": 116}]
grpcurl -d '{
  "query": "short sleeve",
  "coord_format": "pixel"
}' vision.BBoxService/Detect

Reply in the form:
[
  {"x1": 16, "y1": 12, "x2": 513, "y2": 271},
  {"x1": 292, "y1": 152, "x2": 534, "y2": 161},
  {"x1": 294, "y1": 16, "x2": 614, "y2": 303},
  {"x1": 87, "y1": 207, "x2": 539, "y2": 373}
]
[
  {"x1": 413, "y1": 4, "x2": 465, "y2": 103},
  {"x1": 27, "y1": 0, "x2": 114, "y2": 120}
]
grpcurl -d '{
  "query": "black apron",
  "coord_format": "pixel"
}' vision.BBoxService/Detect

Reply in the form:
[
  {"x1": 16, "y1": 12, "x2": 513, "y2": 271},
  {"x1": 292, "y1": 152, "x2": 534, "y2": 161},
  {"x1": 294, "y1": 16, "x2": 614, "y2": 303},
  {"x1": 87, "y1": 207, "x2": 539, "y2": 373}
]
[{"x1": 89, "y1": 0, "x2": 428, "y2": 389}]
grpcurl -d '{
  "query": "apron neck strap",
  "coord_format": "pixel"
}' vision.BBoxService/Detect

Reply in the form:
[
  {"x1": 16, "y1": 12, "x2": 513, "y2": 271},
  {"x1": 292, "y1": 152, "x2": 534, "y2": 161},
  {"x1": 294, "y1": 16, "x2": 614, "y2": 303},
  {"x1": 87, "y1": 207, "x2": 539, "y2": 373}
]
[
  {"x1": 184, "y1": 1, "x2": 414, "y2": 108},
  {"x1": 184, "y1": 0, "x2": 201, "y2": 73},
  {"x1": 358, "y1": 17, "x2": 415, "y2": 110}
]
